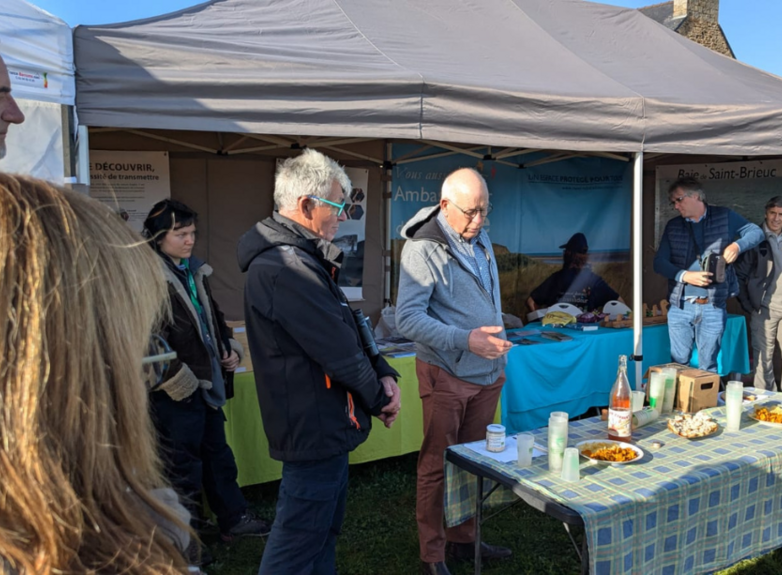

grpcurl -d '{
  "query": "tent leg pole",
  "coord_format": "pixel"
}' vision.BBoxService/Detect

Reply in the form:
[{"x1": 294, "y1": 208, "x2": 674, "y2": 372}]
[
  {"x1": 384, "y1": 142, "x2": 393, "y2": 305},
  {"x1": 76, "y1": 125, "x2": 91, "y2": 189},
  {"x1": 633, "y1": 151, "x2": 644, "y2": 390}
]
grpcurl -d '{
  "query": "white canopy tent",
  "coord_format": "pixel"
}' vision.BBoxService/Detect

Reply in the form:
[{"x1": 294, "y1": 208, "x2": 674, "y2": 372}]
[{"x1": 0, "y1": 0, "x2": 75, "y2": 182}]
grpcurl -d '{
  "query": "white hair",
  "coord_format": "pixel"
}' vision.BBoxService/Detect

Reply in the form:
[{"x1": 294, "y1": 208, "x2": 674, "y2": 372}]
[
  {"x1": 440, "y1": 168, "x2": 488, "y2": 202},
  {"x1": 274, "y1": 149, "x2": 351, "y2": 211}
]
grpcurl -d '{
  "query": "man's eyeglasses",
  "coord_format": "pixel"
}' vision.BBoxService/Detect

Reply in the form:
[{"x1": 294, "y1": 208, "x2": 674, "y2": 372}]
[
  {"x1": 308, "y1": 195, "x2": 347, "y2": 217},
  {"x1": 670, "y1": 195, "x2": 687, "y2": 206},
  {"x1": 142, "y1": 335, "x2": 177, "y2": 389},
  {"x1": 448, "y1": 200, "x2": 493, "y2": 220}
]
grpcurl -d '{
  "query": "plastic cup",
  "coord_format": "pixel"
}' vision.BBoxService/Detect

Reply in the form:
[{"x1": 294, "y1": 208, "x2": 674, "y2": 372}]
[
  {"x1": 661, "y1": 368, "x2": 677, "y2": 414},
  {"x1": 517, "y1": 433, "x2": 535, "y2": 467},
  {"x1": 561, "y1": 447, "x2": 580, "y2": 482},
  {"x1": 649, "y1": 372, "x2": 666, "y2": 411},
  {"x1": 632, "y1": 391, "x2": 645, "y2": 412},
  {"x1": 725, "y1": 380, "x2": 743, "y2": 432},
  {"x1": 548, "y1": 415, "x2": 568, "y2": 473}
]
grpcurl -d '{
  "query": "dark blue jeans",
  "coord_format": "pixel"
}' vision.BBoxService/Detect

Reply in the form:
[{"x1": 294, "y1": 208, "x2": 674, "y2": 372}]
[
  {"x1": 150, "y1": 391, "x2": 247, "y2": 532},
  {"x1": 259, "y1": 453, "x2": 349, "y2": 575},
  {"x1": 668, "y1": 301, "x2": 727, "y2": 373}
]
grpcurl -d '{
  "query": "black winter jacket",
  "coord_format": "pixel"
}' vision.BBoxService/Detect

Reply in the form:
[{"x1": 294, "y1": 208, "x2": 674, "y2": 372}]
[{"x1": 237, "y1": 214, "x2": 397, "y2": 462}]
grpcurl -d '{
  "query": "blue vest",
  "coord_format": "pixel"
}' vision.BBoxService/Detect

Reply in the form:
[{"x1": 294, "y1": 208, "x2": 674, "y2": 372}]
[{"x1": 666, "y1": 205, "x2": 738, "y2": 308}]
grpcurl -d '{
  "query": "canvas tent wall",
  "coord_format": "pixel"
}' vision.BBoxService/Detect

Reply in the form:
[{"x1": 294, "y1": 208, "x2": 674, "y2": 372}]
[
  {"x1": 0, "y1": 0, "x2": 75, "y2": 182},
  {"x1": 74, "y1": 0, "x2": 782, "y2": 384}
]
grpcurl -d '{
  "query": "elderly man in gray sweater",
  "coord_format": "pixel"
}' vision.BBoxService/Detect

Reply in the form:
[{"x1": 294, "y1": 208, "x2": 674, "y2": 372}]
[{"x1": 396, "y1": 168, "x2": 512, "y2": 575}]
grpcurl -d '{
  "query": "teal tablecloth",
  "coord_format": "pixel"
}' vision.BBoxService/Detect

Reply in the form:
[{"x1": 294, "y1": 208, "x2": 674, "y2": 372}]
[
  {"x1": 446, "y1": 400, "x2": 782, "y2": 575},
  {"x1": 502, "y1": 315, "x2": 749, "y2": 433}
]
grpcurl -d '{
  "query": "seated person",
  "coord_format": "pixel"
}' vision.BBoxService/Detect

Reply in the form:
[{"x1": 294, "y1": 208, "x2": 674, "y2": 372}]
[{"x1": 527, "y1": 233, "x2": 623, "y2": 312}]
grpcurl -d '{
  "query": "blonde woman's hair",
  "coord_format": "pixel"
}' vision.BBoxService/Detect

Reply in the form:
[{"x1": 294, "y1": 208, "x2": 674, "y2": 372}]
[{"x1": 0, "y1": 175, "x2": 189, "y2": 574}]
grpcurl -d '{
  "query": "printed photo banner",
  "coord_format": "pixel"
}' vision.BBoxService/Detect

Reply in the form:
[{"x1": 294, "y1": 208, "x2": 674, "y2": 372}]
[
  {"x1": 338, "y1": 167, "x2": 369, "y2": 301},
  {"x1": 89, "y1": 151, "x2": 171, "y2": 232},
  {"x1": 655, "y1": 160, "x2": 782, "y2": 247},
  {"x1": 390, "y1": 145, "x2": 633, "y2": 316}
]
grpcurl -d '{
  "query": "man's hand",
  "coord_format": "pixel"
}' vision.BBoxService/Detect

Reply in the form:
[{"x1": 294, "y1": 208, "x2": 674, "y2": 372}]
[
  {"x1": 723, "y1": 242, "x2": 740, "y2": 264},
  {"x1": 221, "y1": 349, "x2": 240, "y2": 372},
  {"x1": 376, "y1": 376, "x2": 401, "y2": 429},
  {"x1": 468, "y1": 326, "x2": 512, "y2": 360},
  {"x1": 682, "y1": 270, "x2": 713, "y2": 287},
  {"x1": 380, "y1": 376, "x2": 401, "y2": 414}
]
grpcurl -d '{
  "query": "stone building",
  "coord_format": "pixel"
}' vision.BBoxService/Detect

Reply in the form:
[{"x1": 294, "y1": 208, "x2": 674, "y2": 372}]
[{"x1": 639, "y1": 0, "x2": 735, "y2": 57}]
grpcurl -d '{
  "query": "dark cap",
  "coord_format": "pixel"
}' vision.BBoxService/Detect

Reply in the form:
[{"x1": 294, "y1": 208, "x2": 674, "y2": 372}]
[{"x1": 559, "y1": 232, "x2": 588, "y2": 254}]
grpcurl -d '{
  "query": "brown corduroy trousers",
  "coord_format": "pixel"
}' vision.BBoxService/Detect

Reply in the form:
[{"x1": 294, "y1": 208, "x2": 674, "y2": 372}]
[{"x1": 415, "y1": 359, "x2": 505, "y2": 563}]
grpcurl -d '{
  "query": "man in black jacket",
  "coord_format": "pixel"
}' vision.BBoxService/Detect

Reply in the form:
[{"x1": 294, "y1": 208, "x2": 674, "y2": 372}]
[{"x1": 238, "y1": 149, "x2": 401, "y2": 575}]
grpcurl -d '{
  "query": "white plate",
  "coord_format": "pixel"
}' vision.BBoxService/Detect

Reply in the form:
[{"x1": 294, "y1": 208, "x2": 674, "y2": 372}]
[
  {"x1": 748, "y1": 401, "x2": 782, "y2": 427},
  {"x1": 717, "y1": 388, "x2": 769, "y2": 406},
  {"x1": 575, "y1": 439, "x2": 644, "y2": 465}
]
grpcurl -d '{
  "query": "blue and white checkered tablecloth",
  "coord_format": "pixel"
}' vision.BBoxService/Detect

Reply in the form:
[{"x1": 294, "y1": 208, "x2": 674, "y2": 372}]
[{"x1": 445, "y1": 401, "x2": 782, "y2": 574}]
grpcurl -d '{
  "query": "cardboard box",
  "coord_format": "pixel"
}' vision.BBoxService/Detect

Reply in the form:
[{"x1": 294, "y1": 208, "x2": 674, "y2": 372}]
[
  {"x1": 675, "y1": 369, "x2": 719, "y2": 413},
  {"x1": 226, "y1": 320, "x2": 254, "y2": 374}
]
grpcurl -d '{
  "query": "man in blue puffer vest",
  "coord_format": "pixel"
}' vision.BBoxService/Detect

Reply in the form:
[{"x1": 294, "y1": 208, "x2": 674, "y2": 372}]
[{"x1": 654, "y1": 177, "x2": 763, "y2": 372}]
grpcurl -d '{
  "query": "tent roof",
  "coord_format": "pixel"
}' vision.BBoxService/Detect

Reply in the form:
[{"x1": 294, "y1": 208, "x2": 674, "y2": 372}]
[
  {"x1": 73, "y1": 0, "x2": 782, "y2": 155},
  {"x1": 1, "y1": 0, "x2": 74, "y2": 105}
]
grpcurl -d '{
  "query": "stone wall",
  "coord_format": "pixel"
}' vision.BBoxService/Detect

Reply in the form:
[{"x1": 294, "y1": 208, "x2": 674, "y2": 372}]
[
  {"x1": 679, "y1": 18, "x2": 733, "y2": 57},
  {"x1": 674, "y1": 0, "x2": 718, "y2": 23}
]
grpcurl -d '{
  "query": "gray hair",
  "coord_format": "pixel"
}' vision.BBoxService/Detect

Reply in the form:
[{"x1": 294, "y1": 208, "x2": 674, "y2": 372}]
[
  {"x1": 765, "y1": 196, "x2": 782, "y2": 211},
  {"x1": 274, "y1": 149, "x2": 351, "y2": 211},
  {"x1": 668, "y1": 176, "x2": 706, "y2": 202},
  {"x1": 440, "y1": 168, "x2": 489, "y2": 202}
]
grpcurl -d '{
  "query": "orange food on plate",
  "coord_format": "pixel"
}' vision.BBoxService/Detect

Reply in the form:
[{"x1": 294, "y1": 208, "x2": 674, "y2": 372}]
[
  {"x1": 754, "y1": 406, "x2": 782, "y2": 424},
  {"x1": 581, "y1": 444, "x2": 638, "y2": 462}
]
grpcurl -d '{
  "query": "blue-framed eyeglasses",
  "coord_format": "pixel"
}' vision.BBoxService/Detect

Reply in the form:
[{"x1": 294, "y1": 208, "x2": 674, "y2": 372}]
[
  {"x1": 308, "y1": 195, "x2": 347, "y2": 217},
  {"x1": 143, "y1": 334, "x2": 177, "y2": 388}
]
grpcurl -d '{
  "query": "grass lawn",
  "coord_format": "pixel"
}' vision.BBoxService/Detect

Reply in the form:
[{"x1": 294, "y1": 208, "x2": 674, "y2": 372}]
[{"x1": 204, "y1": 453, "x2": 782, "y2": 575}]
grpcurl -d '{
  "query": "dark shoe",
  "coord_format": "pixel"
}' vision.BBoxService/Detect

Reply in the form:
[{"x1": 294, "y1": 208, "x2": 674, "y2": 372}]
[
  {"x1": 186, "y1": 540, "x2": 214, "y2": 567},
  {"x1": 420, "y1": 560, "x2": 452, "y2": 575},
  {"x1": 446, "y1": 541, "x2": 512, "y2": 562},
  {"x1": 220, "y1": 511, "x2": 271, "y2": 542}
]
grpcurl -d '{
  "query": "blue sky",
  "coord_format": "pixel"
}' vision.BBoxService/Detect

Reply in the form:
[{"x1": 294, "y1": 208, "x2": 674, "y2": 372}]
[{"x1": 31, "y1": 0, "x2": 782, "y2": 77}]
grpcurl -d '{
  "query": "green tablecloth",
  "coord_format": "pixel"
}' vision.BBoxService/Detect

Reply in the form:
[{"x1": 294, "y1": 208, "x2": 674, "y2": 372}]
[
  {"x1": 224, "y1": 356, "x2": 422, "y2": 486},
  {"x1": 446, "y1": 399, "x2": 782, "y2": 575}
]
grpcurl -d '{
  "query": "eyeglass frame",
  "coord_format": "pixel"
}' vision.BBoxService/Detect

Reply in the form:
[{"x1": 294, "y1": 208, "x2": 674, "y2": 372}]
[
  {"x1": 446, "y1": 199, "x2": 493, "y2": 220},
  {"x1": 143, "y1": 335, "x2": 178, "y2": 389},
  {"x1": 307, "y1": 195, "x2": 347, "y2": 217},
  {"x1": 669, "y1": 195, "x2": 688, "y2": 206}
]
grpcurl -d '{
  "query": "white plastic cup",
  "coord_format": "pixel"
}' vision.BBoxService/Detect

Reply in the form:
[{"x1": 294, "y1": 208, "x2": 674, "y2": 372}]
[
  {"x1": 561, "y1": 447, "x2": 580, "y2": 482},
  {"x1": 632, "y1": 391, "x2": 645, "y2": 412},
  {"x1": 517, "y1": 433, "x2": 535, "y2": 467},
  {"x1": 661, "y1": 368, "x2": 677, "y2": 414},
  {"x1": 548, "y1": 414, "x2": 569, "y2": 473},
  {"x1": 649, "y1": 372, "x2": 666, "y2": 411},
  {"x1": 725, "y1": 380, "x2": 743, "y2": 432}
]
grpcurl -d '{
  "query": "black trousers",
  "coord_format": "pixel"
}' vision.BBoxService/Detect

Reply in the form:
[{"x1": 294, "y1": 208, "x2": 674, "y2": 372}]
[{"x1": 150, "y1": 390, "x2": 247, "y2": 532}]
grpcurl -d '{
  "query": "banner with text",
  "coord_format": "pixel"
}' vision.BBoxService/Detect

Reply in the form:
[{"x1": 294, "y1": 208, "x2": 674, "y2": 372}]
[
  {"x1": 89, "y1": 151, "x2": 171, "y2": 232},
  {"x1": 655, "y1": 160, "x2": 782, "y2": 246},
  {"x1": 391, "y1": 145, "x2": 632, "y2": 316}
]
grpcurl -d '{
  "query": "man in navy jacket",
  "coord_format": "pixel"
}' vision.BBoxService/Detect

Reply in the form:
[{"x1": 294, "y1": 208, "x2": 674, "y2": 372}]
[{"x1": 654, "y1": 177, "x2": 762, "y2": 372}]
